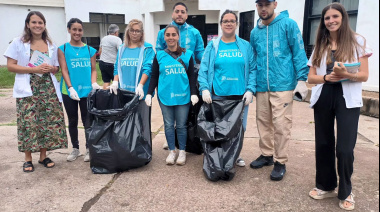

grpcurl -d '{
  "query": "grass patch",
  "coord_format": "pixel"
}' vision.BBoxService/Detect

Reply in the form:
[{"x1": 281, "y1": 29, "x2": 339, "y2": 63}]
[
  {"x1": 0, "y1": 67, "x2": 16, "y2": 88},
  {"x1": 0, "y1": 63, "x2": 104, "y2": 88},
  {"x1": 0, "y1": 94, "x2": 6, "y2": 97},
  {"x1": 0, "y1": 121, "x2": 17, "y2": 127}
]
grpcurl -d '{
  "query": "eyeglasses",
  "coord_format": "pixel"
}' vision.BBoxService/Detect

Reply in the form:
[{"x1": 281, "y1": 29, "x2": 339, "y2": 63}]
[
  {"x1": 222, "y1": 20, "x2": 237, "y2": 25},
  {"x1": 129, "y1": 29, "x2": 142, "y2": 34}
]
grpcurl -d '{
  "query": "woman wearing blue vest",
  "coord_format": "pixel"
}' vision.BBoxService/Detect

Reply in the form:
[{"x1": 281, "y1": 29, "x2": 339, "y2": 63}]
[
  {"x1": 198, "y1": 10, "x2": 257, "y2": 166},
  {"x1": 58, "y1": 18, "x2": 100, "y2": 163},
  {"x1": 109, "y1": 19, "x2": 155, "y2": 142},
  {"x1": 145, "y1": 25, "x2": 199, "y2": 166}
]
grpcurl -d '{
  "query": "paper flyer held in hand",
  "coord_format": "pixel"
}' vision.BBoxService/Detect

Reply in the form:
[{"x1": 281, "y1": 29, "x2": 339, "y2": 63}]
[{"x1": 28, "y1": 50, "x2": 52, "y2": 77}]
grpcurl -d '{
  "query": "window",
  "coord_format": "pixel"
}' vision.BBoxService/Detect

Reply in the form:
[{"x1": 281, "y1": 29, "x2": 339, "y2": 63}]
[
  {"x1": 239, "y1": 11, "x2": 255, "y2": 42},
  {"x1": 90, "y1": 13, "x2": 125, "y2": 24},
  {"x1": 302, "y1": 0, "x2": 359, "y2": 57}
]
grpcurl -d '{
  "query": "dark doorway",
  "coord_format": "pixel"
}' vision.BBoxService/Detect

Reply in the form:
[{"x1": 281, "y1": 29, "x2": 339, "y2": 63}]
[
  {"x1": 160, "y1": 15, "x2": 218, "y2": 48},
  {"x1": 239, "y1": 11, "x2": 255, "y2": 42},
  {"x1": 186, "y1": 15, "x2": 206, "y2": 47}
]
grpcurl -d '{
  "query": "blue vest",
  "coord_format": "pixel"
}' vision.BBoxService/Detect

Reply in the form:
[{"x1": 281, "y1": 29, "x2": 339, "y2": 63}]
[
  {"x1": 156, "y1": 50, "x2": 193, "y2": 106},
  {"x1": 59, "y1": 43, "x2": 96, "y2": 98}
]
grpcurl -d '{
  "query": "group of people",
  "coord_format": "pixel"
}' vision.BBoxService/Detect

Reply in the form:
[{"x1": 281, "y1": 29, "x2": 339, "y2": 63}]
[{"x1": 3, "y1": 0, "x2": 371, "y2": 211}]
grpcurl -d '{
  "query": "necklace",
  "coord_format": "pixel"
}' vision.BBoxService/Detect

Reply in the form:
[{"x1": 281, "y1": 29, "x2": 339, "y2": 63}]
[{"x1": 70, "y1": 42, "x2": 83, "y2": 56}]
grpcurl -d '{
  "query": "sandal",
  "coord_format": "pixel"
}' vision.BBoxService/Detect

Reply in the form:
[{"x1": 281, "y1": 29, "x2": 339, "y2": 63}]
[
  {"x1": 339, "y1": 193, "x2": 355, "y2": 211},
  {"x1": 309, "y1": 188, "x2": 338, "y2": 200},
  {"x1": 38, "y1": 157, "x2": 55, "y2": 168},
  {"x1": 23, "y1": 161, "x2": 34, "y2": 173}
]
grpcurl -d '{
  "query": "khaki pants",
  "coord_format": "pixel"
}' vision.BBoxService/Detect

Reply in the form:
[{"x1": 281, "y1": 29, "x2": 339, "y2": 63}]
[{"x1": 256, "y1": 91, "x2": 293, "y2": 164}]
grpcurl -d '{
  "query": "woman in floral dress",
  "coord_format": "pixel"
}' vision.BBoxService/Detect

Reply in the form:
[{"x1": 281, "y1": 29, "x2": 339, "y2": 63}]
[{"x1": 3, "y1": 11, "x2": 68, "y2": 172}]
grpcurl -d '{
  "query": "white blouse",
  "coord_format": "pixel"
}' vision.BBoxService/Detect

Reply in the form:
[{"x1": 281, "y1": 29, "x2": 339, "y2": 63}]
[
  {"x1": 3, "y1": 37, "x2": 62, "y2": 102},
  {"x1": 308, "y1": 35, "x2": 372, "y2": 109}
]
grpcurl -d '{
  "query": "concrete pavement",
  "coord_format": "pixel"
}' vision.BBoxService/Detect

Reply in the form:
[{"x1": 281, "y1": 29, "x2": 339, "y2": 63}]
[{"x1": 0, "y1": 89, "x2": 378, "y2": 212}]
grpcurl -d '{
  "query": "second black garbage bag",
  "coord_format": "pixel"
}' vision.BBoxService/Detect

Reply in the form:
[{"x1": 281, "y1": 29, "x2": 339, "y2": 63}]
[
  {"x1": 86, "y1": 89, "x2": 152, "y2": 174},
  {"x1": 197, "y1": 99, "x2": 245, "y2": 182}
]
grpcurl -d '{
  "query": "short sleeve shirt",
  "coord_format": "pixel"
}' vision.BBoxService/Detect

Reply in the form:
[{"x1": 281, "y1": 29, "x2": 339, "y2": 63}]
[{"x1": 100, "y1": 35, "x2": 122, "y2": 64}]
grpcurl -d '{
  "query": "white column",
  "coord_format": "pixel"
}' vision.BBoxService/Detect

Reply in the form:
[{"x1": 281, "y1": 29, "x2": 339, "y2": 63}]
[{"x1": 144, "y1": 12, "x2": 155, "y2": 46}]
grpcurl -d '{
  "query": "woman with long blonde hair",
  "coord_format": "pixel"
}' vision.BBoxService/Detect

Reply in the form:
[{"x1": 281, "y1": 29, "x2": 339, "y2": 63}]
[
  {"x1": 109, "y1": 19, "x2": 155, "y2": 143},
  {"x1": 109, "y1": 19, "x2": 154, "y2": 99},
  {"x1": 307, "y1": 3, "x2": 372, "y2": 210}
]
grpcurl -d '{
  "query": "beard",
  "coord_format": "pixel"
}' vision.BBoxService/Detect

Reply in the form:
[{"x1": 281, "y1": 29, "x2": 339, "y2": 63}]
[
  {"x1": 173, "y1": 18, "x2": 186, "y2": 25},
  {"x1": 259, "y1": 12, "x2": 274, "y2": 21}
]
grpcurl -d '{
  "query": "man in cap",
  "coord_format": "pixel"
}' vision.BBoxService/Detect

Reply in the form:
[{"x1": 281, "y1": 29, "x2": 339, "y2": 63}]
[{"x1": 250, "y1": 0, "x2": 309, "y2": 181}]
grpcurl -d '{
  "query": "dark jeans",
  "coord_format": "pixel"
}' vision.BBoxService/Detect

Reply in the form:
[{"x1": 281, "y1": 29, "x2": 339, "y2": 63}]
[
  {"x1": 62, "y1": 94, "x2": 89, "y2": 149},
  {"x1": 313, "y1": 83, "x2": 360, "y2": 200}
]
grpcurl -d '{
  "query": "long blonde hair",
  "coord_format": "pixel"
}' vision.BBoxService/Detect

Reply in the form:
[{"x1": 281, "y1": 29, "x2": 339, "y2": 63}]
[
  {"x1": 124, "y1": 19, "x2": 145, "y2": 47},
  {"x1": 312, "y1": 3, "x2": 365, "y2": 67}
]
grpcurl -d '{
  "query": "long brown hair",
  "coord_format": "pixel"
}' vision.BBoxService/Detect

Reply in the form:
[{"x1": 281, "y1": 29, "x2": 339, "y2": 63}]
[
  {"x1": 164, "y1": 25, "x2": 186, "y2": 55},
  {"x1": 22, "y1": 11, "x2": 52, "y2": 44},
  {"x1": 311, "y1": 3, "x2": 365, "y2": 67},
  {"x1": 124, "y1": 19, "x2": 145, "y2": 47}
]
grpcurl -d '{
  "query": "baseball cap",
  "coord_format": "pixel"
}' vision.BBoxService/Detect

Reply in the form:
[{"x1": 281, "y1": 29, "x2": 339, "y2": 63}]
[{"x1": 255, "y1": 0, "x2": 276, "y2": 3}]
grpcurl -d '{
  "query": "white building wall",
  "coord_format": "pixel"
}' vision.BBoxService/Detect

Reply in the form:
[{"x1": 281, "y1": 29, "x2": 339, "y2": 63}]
[
  {"x1": 0, "y1": 0, "x2": 64, "y2": 7},
  {"x1": 63, "y1": 0, "x2": 141, "y2": 41},
  {"x1": 0, "y1": 4, "x2": 66, "y2": 65},
  {"x1": 357, "y1": 0, "x2": 379, "y2": 92}
]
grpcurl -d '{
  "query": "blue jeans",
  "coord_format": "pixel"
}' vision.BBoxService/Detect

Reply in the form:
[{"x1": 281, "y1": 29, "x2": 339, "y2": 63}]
[
  {"x1": 159, "y1": 101, "x2": 191, "y2": 151},
  {"x1": 212, "y1": 95, "x2": 249, "y2": 131}
]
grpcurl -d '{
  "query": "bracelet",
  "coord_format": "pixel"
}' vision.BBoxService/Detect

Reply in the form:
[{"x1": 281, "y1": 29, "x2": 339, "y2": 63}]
[{"x1": 323, "y1": 74, "x2": 328, "y2": 82}]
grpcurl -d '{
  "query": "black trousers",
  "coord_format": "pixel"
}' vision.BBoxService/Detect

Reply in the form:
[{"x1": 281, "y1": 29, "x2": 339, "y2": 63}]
[
  {"x1": 313, "y1": 83, "x2": 360, "y2": 200},
  {"x1": 62, "y1": 94, "x2": 88, "y2": 149}
]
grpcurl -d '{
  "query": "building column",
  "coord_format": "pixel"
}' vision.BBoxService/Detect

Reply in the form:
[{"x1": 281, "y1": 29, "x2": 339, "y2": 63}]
[{"x1": 144, "y1": 12, "x2": 155, "y2": 46}]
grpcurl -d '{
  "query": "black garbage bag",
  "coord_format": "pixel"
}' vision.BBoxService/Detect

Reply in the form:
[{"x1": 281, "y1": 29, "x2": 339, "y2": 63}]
[
  {"x1": 174, "y1": 98, "x2": 204, "y2": 155},
  {"x1": 174, "y1": 66, "x2": 204, "y2": 155},
  {"x1": 197, "y1": 100, "x2": 245, "y2": 182},
  {"x1": 86, "y1": 89, "x2": 152, "y2": 174}
]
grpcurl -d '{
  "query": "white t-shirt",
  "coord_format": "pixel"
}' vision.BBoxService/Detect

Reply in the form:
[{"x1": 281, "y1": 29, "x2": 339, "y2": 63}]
[{"x1": 100, "y1": 35, "x2": 122, "y2": 64}]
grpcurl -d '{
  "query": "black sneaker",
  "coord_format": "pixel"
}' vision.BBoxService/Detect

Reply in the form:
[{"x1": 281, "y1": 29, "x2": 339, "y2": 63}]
[
  {"x1": 270, "y1": 162, "x2": 286, "y2": 181},
  {"x1": 250, "y1": 155, "x2": 274, "y2": 169}
]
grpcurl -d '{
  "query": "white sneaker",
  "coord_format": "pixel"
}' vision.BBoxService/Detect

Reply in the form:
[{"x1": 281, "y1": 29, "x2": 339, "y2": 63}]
[
  {"x1": 67, "y1": 148, "x2": 80, "y2": 162},
  {"x1": 176, "y1": 150, "x2": 186, "y2": 166},
  {"x1": 236, "y1": 157, "x2": 246, "y2": 167},
  {"x1": 163, "y1": 142, "x2": 169, "y2": 150},
  {"x1": 166, "y1": 150, "x2": 177, "y2": 165},
  {"x1": 84, "y1": 149, "x2": 90, "y2": 162}
]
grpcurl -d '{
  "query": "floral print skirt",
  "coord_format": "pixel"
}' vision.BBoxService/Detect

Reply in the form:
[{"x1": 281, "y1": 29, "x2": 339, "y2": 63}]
[{"x1": 16, "y1": 74, "x2": 68, "y2": 153}]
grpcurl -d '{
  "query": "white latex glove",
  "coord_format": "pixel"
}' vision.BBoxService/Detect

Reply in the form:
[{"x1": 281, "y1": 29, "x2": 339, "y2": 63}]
[
  {"x1": 92, "y1": 82, "x2": 101, "y2": 90},
  {"x1": 243, "y1": 91, "x2": 253, "y2": 106},
  {"x1": 202, "y1": 90, "x2": 212, "y2": 104},
  {"x1": 136, "y1": 84, "x2": 145, "y2": 100},
  {"x1": 191, "y1": 95, "x2": 199, "y2": 106},
  {"x1": 108, "y1": 81, "x2": 119, "y2": 95},
  {"x1": 68, "y1": 87, "x2": 80, "y2": 101},
  {"x1": 293, "y1": 81, "x2": 308, "y2": 101},
  {"x1": 145, "y1": 94, "x2": 152, "y2": 107}
]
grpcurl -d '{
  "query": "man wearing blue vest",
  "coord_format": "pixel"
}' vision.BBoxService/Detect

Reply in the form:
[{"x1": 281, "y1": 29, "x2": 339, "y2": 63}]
[
  {"x1": 250, "y1": 0, "x2": 309, "y2": 181},
  {"x1": 156, "y1": 2, "x2": 205, "y2": 150}
]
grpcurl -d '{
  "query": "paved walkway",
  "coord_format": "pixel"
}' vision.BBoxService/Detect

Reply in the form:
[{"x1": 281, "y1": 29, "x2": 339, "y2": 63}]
[{"x1": 0, "y1": 90, "x2": 378, "y2": 212}]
